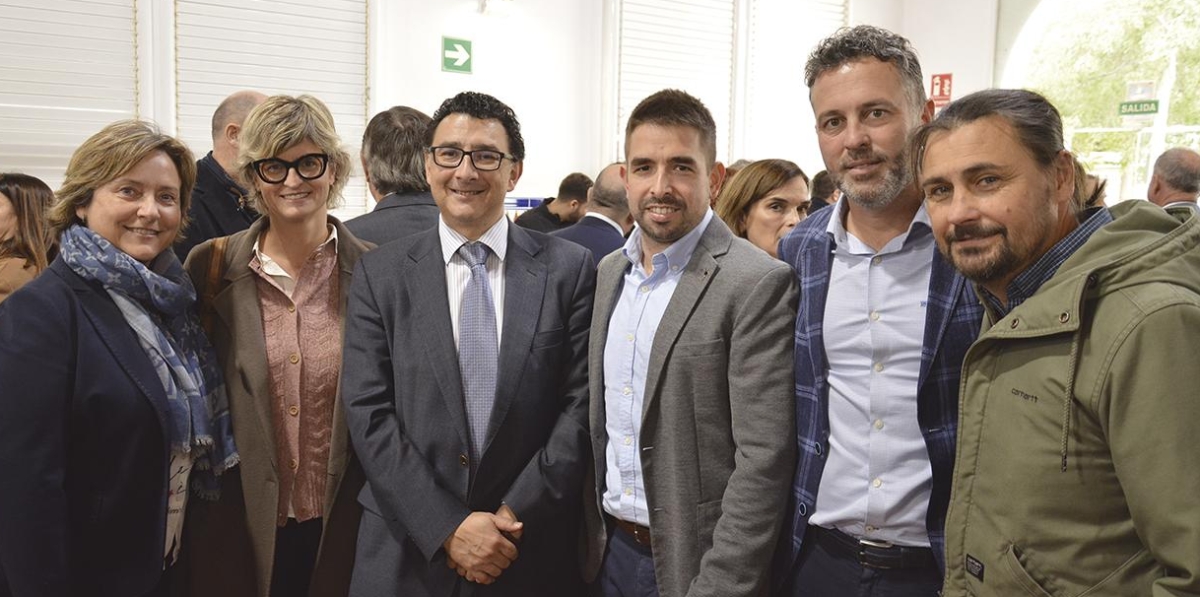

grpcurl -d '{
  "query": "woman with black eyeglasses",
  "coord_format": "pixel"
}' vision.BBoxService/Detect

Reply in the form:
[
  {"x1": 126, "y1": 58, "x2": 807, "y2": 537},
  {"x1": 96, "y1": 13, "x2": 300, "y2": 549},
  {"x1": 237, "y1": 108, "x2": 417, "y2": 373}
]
[{"x1": 176, "y1": 94, "x2": 373, "y2": 597}]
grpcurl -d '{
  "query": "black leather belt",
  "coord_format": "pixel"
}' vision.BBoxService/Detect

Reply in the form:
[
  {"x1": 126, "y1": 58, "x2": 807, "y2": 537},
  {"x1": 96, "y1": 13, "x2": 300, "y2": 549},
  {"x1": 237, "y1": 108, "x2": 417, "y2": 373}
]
[{"x1": 808, "y1": 525, "x2": 937, "y2": 570}]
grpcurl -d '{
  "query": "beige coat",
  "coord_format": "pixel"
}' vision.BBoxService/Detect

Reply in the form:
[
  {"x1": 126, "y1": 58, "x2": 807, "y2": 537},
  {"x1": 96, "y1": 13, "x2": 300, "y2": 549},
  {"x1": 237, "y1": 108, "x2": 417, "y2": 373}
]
[
  {"x1": 176, "y1": 216, "x2": 372, "y2": 597},
  {"x1": 0, "y1": 257, "x2": 37, "y2": 304}
]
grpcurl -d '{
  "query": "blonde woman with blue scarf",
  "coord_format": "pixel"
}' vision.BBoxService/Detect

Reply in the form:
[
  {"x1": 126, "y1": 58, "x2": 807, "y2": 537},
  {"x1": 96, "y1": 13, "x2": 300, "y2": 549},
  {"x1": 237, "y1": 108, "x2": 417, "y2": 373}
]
[{"x1": 0, "y1": 120, "x2": 238, "y2": 597}]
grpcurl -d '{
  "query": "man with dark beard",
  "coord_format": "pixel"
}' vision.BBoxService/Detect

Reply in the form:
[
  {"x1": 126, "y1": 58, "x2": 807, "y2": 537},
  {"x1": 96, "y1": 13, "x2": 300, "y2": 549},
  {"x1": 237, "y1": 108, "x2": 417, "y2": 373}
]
[
  {"x1": 774, "y1": 25, "x2": 982, "y2": 597},
  {"x1": 916, "y1": 87, "x2": 1200, "y2": 597},
  {"x1": 581, "y1": 89, "x2": 798, "y2": 597}
]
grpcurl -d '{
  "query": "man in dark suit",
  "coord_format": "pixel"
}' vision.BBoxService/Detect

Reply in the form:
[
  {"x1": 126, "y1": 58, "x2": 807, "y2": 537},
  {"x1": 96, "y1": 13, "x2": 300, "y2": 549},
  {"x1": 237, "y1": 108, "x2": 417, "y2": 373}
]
[
  {"x1": 174, "y1": 89, "x2": 265, "y2": 262},
  {"x1": 807, "y1": 170, "x2": 838, "y2": 214},
  {"x1": 513, "y1": 172, "x2": 591, "y2": 233},
  {"x1": 345, "y1": 105, "x2": 440, "y2": 245},
  {"x1": 582, "y1": 89, "x2": 798, "y2": 597},
  {"x1": 552, "y1": 162, "x2": 631, "y2": 266},
  {"x1": 340, "y1": 91, "x2": 594, "y2": 597}
]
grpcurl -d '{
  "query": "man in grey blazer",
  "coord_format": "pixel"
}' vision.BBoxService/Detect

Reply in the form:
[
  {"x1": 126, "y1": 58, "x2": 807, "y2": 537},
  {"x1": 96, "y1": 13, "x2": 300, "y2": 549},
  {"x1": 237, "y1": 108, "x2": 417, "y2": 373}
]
[
  {"x1": 582, "y1": 89, "x2": 798, "y2": 597},
  {"x1": 341, "y1": 91, "x2": 595, "y2": 596},
  {"x1": 345, "y1": 105, "x2": 440, "y2": 246}
]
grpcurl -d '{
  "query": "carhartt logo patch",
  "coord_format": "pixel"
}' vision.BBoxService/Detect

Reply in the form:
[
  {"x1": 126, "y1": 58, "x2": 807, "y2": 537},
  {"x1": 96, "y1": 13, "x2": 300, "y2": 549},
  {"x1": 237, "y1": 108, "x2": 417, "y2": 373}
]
[
  {"x1": 1011, "y1": 388, "x2": 1039, "y2": 403},
  {"x1": 966, "y1": 554, "x2": 985, "y2": 581}
]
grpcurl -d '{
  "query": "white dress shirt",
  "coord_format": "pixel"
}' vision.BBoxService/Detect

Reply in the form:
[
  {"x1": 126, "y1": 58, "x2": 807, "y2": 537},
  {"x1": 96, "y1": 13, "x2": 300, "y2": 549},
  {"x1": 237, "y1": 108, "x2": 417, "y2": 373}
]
[
  {"x1": 809, "y1": 201, "x2": 935, "y2": 547},
  {"x1": 439, "y1": 215, "x2": 508, "y2": 348}
]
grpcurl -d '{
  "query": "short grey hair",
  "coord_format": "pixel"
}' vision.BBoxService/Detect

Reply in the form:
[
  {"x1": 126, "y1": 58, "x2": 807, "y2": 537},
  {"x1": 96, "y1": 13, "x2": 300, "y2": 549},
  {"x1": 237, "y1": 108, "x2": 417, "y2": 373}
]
[{"x1": 1154, "y1": 147, "x2": 1200, "y2": 195}]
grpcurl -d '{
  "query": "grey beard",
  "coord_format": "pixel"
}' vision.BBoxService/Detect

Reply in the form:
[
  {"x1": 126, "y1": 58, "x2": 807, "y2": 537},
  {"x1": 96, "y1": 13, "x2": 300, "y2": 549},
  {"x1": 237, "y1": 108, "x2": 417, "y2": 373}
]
[{"x1": 840, "y1": 157, "x2": 912, "y2": 211}]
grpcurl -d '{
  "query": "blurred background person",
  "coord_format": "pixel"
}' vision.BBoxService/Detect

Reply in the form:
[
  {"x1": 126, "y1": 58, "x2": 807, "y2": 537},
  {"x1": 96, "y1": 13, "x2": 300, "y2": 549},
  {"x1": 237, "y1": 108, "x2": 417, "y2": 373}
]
[
  {"x1": 180, "y1": 94, "x2": 370, "y2": 597},
  {"x1": 716, "y1": 158, "x2": 754, "y2": 207},
  {"x1": 514, "y1": 171, "x2": 592, "y2": 232},
  {"x1": 1072, "y1": 157, "x2": 1108, "y2": 209},
  {"x1": 1147, "y1": 146, "x2": 1200, "y2": 211},
  {"x1": 553, "y1": 162, "x2": 632, "y2": 266},
  {"x1": 807, "y1": 170, "x2": 838, "y2": 213},
  {"x1": 346, "y1": 105, "x2": 438, "y2": 245},
  {"x1": 716, "y1": 158, "x2": 810, "y2": 258},
  {"x1": 0, "y1": 120, "x2": 237, "y2": 596},
  {"x1": 0, "y1": 172, "x2": 55, "y2": 303},
  {"x1": 174, "y1": 91, "x2": 267, "y2": 262},
  {"x1": 724, "y1": 158, "x2": 754, "y2": 181}
]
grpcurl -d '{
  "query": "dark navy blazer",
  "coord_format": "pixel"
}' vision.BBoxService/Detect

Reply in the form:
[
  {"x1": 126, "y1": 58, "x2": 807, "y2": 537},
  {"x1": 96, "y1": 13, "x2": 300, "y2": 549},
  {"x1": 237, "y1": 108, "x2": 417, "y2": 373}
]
[
  {"x1": 552, "y1": 215, "x2": 625, "y2": 268},
  {"x1": 0, "y1": 259, "x2": 171, "y2": 597}
]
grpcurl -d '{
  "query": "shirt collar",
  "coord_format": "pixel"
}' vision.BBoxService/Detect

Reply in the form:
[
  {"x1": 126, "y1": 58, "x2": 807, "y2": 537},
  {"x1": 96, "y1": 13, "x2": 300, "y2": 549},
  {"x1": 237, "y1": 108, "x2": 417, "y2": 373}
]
[
  {"x1": 582, "y1": 212, "x2": 625, "y2": 237},
  {"x1": 252, "y1": 222, "x2": 338, "y2": 277},
  {"x1": 825, "y1": 199, "x2": 932, "y2": 252},
  {"x1": 439, "y1": 214, "x2": 509, "y2": 265},
  {"x1": 621, "y1": 208, "x2": 713, "y2": 272},
  {"x1": 200, "y1": 151, "x2": 246, "y2": 193},
  {"x1": 982, "y1": 206, "x2": 1112, "y2": 316}
]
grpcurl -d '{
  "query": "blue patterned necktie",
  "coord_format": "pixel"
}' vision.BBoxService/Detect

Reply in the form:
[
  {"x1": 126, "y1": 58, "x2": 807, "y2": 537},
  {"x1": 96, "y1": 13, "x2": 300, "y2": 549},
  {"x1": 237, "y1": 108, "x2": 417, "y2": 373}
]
[{"x1": 457, "y1": 241, "x2": 498, "y2": 464}]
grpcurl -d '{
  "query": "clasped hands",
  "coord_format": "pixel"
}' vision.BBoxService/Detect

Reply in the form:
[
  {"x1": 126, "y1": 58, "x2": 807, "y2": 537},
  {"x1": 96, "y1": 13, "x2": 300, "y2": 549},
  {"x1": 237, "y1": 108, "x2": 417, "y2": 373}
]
[{"x1": 443, "y1": 503, "x2": 524, "y2": 585}]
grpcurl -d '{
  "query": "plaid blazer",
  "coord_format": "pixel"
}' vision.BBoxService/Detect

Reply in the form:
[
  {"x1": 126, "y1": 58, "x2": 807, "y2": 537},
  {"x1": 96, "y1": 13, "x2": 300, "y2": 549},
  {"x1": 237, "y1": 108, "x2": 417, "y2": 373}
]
[{"x1": 774, "y1": 205, "x2": 982, "y2": 584}]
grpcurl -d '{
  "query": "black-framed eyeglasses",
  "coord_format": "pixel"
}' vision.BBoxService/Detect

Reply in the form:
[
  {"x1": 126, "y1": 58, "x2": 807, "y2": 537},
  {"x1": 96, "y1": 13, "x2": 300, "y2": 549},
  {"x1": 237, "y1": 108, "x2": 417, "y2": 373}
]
[
  {"x1": 428, "y1": 146, "x2": 514, "y2": 171},
  {"x1": 252, "y1": 153, "x2": 330, "y2": 184}
]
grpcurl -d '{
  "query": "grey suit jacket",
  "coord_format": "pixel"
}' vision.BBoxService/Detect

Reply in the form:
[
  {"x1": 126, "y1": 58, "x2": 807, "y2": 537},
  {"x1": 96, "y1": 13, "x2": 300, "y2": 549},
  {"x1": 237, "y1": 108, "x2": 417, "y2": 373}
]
[
  {"x1": 180, "y1": 216, "x2": 372, "y2": 597},
  {"x1": 344, "y1": 191, "x2": 439, "y2": 247},
  {"x1": 583, "y1": 218, "x2": 798, "y2": 597},
  {"x1": 341, "y1": 223, "x2": 594, "y2": 596}
]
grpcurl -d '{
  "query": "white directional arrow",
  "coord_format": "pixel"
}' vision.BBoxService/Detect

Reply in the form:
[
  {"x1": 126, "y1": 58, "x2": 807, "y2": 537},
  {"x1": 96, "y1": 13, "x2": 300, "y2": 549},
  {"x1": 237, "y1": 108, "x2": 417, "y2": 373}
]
[{"x1": 445, "y1": 43, "x2": 470, "y2": 67}]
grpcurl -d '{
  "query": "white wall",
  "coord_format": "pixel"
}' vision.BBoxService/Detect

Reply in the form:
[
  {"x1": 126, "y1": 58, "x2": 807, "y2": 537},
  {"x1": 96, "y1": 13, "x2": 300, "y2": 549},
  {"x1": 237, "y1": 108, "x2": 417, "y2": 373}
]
[
  {"x1": 848, "y1": 0, "x2": 999, "y2": 103},
  {"x1": 370, "y1": 0, "x2": 606, "y2": 201},
  {"x1": 365, "y1": 0, "x2": 1008, "y2": 203},
  {"x1": 901, "y1": 0, "x2": 998, "y2": 100}
]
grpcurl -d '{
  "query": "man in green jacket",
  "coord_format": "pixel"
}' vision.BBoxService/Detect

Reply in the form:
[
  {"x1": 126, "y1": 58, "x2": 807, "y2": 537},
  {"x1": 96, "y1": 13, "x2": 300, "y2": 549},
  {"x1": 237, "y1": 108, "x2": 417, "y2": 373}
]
[{"x1": 912, "y1": 88, "x2": 1200, "y2": 596}]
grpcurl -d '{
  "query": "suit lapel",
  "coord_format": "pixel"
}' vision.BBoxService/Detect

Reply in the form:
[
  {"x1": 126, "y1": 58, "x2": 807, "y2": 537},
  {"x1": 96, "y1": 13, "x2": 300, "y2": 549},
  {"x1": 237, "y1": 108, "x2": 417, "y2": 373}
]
[
  {"x1": 799, "y1": 229, "x2": 835, "y2": 381},
  {"x1": 213, "y1": 227, "x2": 278, "y2": 466},
  {"x1": 641, "y1": 220, "x2": 727, "y2": 420},
  {"x1": 590, "y1": 250, "x2": 628, "y2": 478},
  {"x1": 326, "y1": 221, "x2": 372, "y2": 493},
  {"x1": 408, "y1": 232, "x2": 472, "y2": 450},
  {"x1": 65, "y1": 264, "x2": 171, "y2": 442},
  {"x1": 486, "y1": 226, "x2": 547, "y2": 454},
  {"x1": 918, "y1": 248, "x2": 961, "y2": 391}
]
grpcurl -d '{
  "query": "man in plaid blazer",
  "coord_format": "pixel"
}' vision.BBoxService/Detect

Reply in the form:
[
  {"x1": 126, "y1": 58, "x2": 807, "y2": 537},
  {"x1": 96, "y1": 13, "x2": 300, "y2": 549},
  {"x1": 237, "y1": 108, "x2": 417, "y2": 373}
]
[{"x1": 774, "y1": 25, "x2": 982, "y2": 597}]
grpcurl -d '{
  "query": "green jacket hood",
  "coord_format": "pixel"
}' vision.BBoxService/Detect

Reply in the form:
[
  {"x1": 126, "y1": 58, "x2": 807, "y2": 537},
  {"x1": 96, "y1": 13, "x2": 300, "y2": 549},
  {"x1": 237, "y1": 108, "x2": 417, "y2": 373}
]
[{"x1": 1053, "y1": 200, "x2": 1200, "y2": 298}]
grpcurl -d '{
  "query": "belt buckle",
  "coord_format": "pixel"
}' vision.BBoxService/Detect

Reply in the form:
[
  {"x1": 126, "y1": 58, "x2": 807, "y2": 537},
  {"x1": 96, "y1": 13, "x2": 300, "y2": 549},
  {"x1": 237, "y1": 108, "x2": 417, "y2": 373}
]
[
  {"x1": 633, "y1": 525, "x2": 651, "y2": 545},
  {"x1": 858, "y1": 537, "x2": 894, "y2": 569}
]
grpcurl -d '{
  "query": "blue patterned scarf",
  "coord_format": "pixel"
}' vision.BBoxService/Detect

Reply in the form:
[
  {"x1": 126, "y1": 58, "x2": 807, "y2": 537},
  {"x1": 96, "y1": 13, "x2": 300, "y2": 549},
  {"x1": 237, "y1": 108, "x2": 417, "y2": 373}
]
[{"x1": 60, "y1": 225, "x2": 238, "y2": 498}]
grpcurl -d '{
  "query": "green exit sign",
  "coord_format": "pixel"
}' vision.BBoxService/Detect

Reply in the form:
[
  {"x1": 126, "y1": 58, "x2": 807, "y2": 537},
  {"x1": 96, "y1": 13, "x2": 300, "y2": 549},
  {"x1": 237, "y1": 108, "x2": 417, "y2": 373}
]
[
  {"x1": 442, "y1": 37, "x2": 472, "y2": 74},
  {"x1": 1119, "y1": 100, "x2": 1158, "y2": 116}
]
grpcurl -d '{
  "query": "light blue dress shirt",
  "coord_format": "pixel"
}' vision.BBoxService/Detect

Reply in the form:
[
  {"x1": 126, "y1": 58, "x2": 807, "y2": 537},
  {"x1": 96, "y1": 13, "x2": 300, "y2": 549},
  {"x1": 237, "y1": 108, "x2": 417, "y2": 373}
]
[
  {"x1": 809, "y1": 201, "x2": 936, "y2": 547},
  {"x1": 602, "y1": 210, "x2": 714, "y2": 526}
]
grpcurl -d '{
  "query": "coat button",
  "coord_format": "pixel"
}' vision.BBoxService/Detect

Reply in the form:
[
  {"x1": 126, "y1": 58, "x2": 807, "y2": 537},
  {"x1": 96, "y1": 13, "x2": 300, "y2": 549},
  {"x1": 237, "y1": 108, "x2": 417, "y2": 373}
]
[
  {"x1": 1059, "y1": 311, "x2": 1071, "y2": 323},
  {"x1": 459, "y1": 453, "x2": 469, "y2": 467},
  {"x1": 289, "y1": 353, "x2": 300, "y2": 364},
  {"x1": 1010, "y1": 318, "x2": 1020, "y2": 329},
  {"x1": 288, "y1": 405, "x2": 299, "y2": 417}
]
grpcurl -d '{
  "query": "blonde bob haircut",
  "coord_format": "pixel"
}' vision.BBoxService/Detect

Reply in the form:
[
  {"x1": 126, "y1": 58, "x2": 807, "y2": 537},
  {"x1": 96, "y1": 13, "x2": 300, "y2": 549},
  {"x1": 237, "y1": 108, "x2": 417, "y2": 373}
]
[
  {"x1": 716, "y1": 158, "x2": 808, "y2": 237},
  {"x1": 47, "y1": 120, "x2": 197, "y2": 240},
  {"x1": 237, "y1": 94, "x2": 352, "y2": 213}
]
